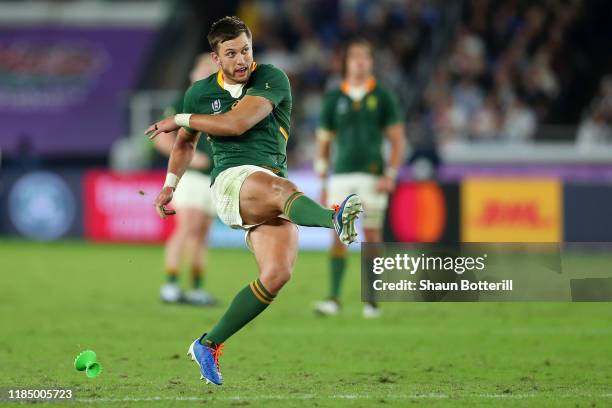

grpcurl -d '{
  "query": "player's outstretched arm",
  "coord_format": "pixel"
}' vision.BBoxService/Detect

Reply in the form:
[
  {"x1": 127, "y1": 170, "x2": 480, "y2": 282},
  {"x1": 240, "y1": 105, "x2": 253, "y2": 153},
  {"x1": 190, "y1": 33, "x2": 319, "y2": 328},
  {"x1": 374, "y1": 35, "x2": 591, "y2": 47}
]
[
  {"x1": 152, "y1": 130, "x2": 209, "y2": 170},
  {"x1": 145, "y1": 95, "x2": 273, "y2": 139},
  {"x1": 153, "y1": 128, "x2": 200, "y2": 219}
]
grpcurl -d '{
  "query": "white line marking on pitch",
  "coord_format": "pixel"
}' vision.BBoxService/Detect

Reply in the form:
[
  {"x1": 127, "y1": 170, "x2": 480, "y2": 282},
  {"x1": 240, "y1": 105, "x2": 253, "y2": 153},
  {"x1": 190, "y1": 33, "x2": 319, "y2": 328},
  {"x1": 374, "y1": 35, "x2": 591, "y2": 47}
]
[{"x1": 75, "y1": 393, "x2": 612, "y2": 403}]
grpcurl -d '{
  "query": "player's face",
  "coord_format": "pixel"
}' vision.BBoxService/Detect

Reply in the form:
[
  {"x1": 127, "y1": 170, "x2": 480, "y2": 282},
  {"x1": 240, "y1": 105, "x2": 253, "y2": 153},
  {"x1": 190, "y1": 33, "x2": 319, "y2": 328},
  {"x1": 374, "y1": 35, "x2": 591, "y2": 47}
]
[
  {"x1": 213, "y1": 33, "x2": 254, "y2": 84},
  {"x1": 346, "y1": 44, "x2": 373, "y2": 79}
]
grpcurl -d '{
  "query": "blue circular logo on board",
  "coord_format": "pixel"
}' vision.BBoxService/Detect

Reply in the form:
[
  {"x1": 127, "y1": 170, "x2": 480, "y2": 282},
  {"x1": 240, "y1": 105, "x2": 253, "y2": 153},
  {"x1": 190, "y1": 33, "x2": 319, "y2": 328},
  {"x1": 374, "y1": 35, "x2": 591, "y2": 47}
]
[{"x1": 8, "y1": 171, "x2": 75, "y2": 240}]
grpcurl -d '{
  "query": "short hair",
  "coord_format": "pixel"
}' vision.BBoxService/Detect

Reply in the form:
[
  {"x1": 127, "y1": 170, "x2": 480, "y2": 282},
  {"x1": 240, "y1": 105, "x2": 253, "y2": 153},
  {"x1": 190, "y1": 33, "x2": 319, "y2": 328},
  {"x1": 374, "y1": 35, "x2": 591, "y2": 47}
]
[
  {"x1": 341, "y1": 37, "x2": 373, "y2": 76},
  {"x1": 207, "y1": 16, "x2": 252, "y2": 52}
]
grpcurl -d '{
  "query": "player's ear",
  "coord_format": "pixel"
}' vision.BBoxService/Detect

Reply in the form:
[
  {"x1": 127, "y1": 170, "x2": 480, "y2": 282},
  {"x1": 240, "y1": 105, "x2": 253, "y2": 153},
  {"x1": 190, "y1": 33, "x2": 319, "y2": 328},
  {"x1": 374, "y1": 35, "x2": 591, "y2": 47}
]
[{"x1": 210, "y1": 51, "x2": 221, "y2": 67}]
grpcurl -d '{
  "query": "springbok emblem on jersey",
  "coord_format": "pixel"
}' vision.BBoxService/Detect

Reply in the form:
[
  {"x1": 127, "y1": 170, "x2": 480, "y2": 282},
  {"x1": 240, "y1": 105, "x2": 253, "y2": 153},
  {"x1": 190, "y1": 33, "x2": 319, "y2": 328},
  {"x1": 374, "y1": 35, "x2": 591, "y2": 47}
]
[{"x1": 212, "y1": 99, "x2": 221, "y2": 112}]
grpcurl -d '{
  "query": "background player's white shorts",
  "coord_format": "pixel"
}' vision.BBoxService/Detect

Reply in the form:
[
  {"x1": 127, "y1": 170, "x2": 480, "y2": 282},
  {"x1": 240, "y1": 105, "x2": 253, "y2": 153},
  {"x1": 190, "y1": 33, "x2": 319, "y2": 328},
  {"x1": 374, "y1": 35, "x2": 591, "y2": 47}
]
[
  {"x1": 328, "y1": 172, "x2": 388, "y2": 229},
  {"x1": 172, "y1": 170, "x2": 216, "y2": 216}
]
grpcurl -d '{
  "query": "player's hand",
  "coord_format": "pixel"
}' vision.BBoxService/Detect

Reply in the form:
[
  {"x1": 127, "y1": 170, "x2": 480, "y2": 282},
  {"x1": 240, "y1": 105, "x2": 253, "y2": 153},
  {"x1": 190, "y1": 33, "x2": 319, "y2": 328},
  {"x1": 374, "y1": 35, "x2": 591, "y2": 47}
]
[
  {"x1": 189, "y1": 153, "x2": 210, "y2": 170},
  {"x1": 154, "y1": 186, "x2": 176, "y2": 219},
  {"x1": 145, "y1": 117, "x2": 180, "y2": 140},
  {"x1": 376, "y1": 175, "x2": 395, "y2": 193}
]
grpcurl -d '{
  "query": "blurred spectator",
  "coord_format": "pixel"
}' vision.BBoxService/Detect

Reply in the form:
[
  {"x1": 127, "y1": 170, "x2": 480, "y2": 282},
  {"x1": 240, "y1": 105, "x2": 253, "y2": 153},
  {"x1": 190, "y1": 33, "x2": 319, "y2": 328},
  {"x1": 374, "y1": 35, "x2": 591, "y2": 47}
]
[
  {"x1": 471, "y1": 93, "x2": 500, "y2": 141},
  {"x1": 501, "y1": 95, "x2": 537, "y2": 142},
  {"x1": 577, "y1": 75, "x2": 612, "y2": 149}
]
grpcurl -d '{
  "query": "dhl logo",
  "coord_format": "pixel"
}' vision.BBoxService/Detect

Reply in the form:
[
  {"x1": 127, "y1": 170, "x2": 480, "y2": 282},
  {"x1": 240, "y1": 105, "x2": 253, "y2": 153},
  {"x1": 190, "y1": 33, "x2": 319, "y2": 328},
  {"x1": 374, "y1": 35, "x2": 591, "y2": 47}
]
[
  {"x1": 461, "y1": 178, "x2": 562, "y2": 242},
  {"x1": 477, "y1": 200, "x2": 553, "y2": 228}
]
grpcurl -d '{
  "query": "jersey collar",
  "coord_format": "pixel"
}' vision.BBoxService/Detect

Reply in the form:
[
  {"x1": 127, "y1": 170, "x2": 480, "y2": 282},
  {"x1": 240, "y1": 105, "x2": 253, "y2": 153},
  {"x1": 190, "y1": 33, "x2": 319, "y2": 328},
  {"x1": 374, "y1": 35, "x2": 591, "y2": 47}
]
[
  {"x1": 216, "y1": 61, "x2": 258, "y2": 89},
  {"x1": 340, "y1": 77, "x2": 377, "y2": 97}
]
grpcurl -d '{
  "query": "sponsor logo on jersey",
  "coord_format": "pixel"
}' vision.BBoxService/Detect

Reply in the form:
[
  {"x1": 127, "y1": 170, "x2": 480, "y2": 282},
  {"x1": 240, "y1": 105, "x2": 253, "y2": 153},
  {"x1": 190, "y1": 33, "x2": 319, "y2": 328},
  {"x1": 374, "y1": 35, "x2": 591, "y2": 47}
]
[{"x1": 366, "y1": 95, "x2": 378, "y2": 110}]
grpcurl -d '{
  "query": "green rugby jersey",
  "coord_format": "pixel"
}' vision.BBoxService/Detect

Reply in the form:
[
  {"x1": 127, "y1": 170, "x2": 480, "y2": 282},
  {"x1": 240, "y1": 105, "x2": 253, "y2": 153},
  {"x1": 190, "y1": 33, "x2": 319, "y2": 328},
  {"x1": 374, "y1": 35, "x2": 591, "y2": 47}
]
[
  {"x1": 163, "y1": 94, "x2": 214, "y2": 176},
  {"x1": 319, "y1": 79, "x2": 402, "y2": 175},
  {"x1": 182, "y1": 62, "x2": 292, "y2": 184}
]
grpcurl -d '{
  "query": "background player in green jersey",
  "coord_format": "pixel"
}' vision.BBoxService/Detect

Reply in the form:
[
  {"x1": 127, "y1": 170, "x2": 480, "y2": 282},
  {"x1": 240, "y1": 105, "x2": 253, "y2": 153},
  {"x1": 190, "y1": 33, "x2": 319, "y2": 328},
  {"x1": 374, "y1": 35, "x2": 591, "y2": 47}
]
[
  {"x1": 145, "y1": 16, "x2": 362, "y2": 385},
  {"x1": 313, "y1": 38, "x2": 406, "y2": 318},
  {"x1": 154, "y1": 54, "x2": 218, "y2": 306}
]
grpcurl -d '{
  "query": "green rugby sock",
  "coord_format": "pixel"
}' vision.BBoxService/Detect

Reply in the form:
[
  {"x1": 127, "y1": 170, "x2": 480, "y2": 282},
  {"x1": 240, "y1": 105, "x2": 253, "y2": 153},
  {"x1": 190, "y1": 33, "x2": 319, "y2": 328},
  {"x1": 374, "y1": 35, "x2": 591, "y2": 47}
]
[
  {"x1": 330, "y1": 256, "x2": 347, "y2": 300},
  {"x1": 166, "y1": 268, "x2": 178, "y2": 283},
  {"x1": 202, "y1": 279, "x2": 275, "y2": 346},
  {"x1": 284, "y1": 192, "x2": 334, "y2": 228},
  {"x1": 191, "y1": 266, "x2": 203, "y2": 289}
]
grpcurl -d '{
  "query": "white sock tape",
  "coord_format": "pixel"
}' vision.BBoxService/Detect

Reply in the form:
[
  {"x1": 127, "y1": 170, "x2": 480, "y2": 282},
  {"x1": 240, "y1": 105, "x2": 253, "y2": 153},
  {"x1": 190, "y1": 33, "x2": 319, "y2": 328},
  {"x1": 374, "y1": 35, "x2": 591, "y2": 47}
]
[
  {"x1": 174, "y1": 113, "x2": 192, "y2": 128},
  {"x1": 164, "y1": 172, "x2": 180, "y2": 190},
  {"x1": 384, "y1": 166, "x2": 398, "y2": 180}
]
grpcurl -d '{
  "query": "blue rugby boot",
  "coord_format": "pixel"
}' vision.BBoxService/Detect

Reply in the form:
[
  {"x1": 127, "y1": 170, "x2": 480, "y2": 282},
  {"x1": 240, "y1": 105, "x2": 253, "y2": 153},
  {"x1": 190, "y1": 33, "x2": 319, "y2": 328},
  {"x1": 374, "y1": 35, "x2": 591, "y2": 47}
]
[
  {"x1": 187, "y1": 334, "x2": 224, "y2": 385},
  {"x1": 332, "y1": 194, "x2": 363, "y2": 245}
]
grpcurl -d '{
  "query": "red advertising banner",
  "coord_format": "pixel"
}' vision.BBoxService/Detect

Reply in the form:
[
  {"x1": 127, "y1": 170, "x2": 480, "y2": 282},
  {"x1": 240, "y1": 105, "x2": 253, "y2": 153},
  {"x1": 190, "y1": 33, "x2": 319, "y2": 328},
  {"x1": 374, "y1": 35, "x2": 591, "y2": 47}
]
[
  {"x1": 385, "y1": 181, "x2": 459, "y2": 243},
  {"x1": 83, "y1": 170, "x2": 175, "y2": 242}
]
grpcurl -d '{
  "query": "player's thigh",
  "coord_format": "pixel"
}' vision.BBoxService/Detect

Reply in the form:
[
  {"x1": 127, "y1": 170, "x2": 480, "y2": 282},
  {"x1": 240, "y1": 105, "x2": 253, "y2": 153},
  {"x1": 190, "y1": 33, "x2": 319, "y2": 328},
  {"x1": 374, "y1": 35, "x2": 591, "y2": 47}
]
[
  {"x1": 239, "y1": 171, "x2": 298, "y2": 225},
  {"x1": 181, "y1": 208, "x2": 211, "y2": 237},
  {"x1": 248, "y1": 219, "x2": 299, "y2": 288},
  {"x1": 175, "y1": 207, "x2": 197, "y2": 234}
]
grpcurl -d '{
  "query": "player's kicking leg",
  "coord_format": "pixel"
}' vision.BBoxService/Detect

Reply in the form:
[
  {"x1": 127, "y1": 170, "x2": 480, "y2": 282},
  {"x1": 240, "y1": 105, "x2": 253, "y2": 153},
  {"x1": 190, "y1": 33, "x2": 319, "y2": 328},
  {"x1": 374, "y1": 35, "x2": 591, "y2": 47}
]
[
  {"x1": 237, "y1": 170, "x2": 362, "y2": 243},
  {"x1": 186, "y1": 167, "x2": 362, "y2": 385}
]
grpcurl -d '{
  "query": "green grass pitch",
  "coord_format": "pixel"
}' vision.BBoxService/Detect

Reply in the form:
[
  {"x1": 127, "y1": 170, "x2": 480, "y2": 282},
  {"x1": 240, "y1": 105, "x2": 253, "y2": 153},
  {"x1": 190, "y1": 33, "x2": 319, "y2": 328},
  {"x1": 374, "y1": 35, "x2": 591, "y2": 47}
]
[{"x1": 1, "y1": 240, "x2": 612, "y2": 407}]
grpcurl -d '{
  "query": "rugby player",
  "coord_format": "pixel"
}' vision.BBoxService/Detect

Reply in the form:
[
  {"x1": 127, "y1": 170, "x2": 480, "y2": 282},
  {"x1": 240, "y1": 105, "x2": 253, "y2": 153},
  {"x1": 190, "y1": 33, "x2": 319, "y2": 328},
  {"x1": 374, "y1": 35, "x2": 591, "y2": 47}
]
[
  {"x1": 146, "y1": 16, "x2": 362, "y2": 385},
  {"x1": 313, "y1": 38, "x2": 405, "y2": 318}
]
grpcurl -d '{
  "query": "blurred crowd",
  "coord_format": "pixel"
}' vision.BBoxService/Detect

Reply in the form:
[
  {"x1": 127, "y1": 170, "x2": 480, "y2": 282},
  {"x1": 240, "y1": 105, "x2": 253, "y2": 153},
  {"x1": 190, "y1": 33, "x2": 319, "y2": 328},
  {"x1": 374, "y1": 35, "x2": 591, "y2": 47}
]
[
  {"x1": 235, "y1": 0, "x2": 612, "y2": 161},
  {"x1": 237, "y1": 0, "x2": 442, "y2": 165},
  {"x1": 423, "y1": 0, "x2": 585, "y2": 145}
]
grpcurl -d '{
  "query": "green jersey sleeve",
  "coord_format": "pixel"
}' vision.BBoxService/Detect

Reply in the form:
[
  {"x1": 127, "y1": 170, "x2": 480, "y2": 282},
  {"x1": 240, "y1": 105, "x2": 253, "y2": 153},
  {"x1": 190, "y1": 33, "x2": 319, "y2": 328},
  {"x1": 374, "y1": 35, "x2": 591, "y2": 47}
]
[
  {"x1": 318, "y1": 91, "x2": 337, "y2": 131},
  {"x1": 380, "y1": 88, "x2": 403, "y2": 127},
  {"x1": 246, "y1": 65, "x2": 290, "y2": 107}
]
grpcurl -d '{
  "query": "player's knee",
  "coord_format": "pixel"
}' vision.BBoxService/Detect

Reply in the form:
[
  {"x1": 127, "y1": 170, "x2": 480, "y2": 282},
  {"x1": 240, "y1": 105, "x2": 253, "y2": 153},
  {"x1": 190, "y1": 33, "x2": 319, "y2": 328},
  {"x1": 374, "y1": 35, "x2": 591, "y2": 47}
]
[
  {"x1": 185, "y1": 224, "x2": 202, "y2": 240},
  {"x1": 271, "y1": 178, "x2": 299, "y2": 204},
  {"x1": 260, "y1": 265, "x2": 292, "y2": 294}
]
